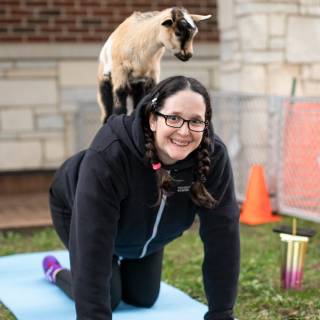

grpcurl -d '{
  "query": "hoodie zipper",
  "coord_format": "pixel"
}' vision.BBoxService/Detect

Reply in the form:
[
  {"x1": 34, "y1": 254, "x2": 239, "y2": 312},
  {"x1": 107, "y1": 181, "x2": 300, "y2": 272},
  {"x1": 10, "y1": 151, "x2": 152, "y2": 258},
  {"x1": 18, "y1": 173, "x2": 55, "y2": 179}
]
[{"x1": 139, "y1": 194, "x2": 167, "y2": 258}]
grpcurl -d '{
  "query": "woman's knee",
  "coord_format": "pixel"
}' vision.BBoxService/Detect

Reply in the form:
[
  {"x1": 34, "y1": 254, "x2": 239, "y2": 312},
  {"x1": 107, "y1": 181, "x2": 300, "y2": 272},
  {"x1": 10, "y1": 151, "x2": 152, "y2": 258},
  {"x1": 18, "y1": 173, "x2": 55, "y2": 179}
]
[
  {"x1": 49, "y1": 195, "x2": 71, "y2": 249},
  {"x1": 122, "y1": 288, "x2": 160, "y2": 308},
  {"x1": 120, "y1": 249, "x2": 163, "y2": 308}
]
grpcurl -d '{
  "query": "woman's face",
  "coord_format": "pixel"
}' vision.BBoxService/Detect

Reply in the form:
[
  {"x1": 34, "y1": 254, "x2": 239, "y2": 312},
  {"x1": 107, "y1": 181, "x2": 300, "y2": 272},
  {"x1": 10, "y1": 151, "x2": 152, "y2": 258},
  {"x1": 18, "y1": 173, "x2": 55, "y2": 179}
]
[{"x1": 149, "y1": 89, "x2": 206, "y2": 165}]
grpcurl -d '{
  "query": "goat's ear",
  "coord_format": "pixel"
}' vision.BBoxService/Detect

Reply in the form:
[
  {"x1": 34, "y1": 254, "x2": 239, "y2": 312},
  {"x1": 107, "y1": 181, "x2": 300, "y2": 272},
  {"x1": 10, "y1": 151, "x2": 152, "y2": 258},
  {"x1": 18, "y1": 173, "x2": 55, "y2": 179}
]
[
  {"x1": 189, "y1": 14, "x2": 212, "y2": 22},
  {"x1": 161, "y1": 19, "x2": 173, "y2": 27}
]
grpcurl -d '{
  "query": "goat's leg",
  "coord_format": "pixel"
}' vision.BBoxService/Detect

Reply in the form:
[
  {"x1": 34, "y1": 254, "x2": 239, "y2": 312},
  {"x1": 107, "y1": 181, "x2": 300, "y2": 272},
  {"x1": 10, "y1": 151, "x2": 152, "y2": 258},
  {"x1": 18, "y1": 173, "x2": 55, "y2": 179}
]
[
  {"x1": 98, "y1": 77, "x2": 114, "y2": 124},
  {"x1": 131, "y1": 78, "x2": 156, "y2": 109},
  {"x1": 112, "y1": 66, "x2": 130, "y2": 114},
  {"x1": 131, "y1": 80, "x2": 146, "y2": 109},
  {"x1": 97, "y1": 61, "x2": 114, "y2": 123},
  {"x1": 144, "y1": 77, "x2": 156, "y2": 94},
  {"x1": 113, "y1": 86, "x2": 129, "y2": 114}
]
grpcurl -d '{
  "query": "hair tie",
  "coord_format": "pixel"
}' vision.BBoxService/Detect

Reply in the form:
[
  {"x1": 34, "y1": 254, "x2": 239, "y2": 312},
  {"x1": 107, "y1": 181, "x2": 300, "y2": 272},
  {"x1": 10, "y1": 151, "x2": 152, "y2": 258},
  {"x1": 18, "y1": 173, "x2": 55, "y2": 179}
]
[
  {"x1": 151, "y1": 94, "x2": 159, "y2": 110},
  {"x1": 152, "y1": 162, "x2": 161, "y2": 170}
]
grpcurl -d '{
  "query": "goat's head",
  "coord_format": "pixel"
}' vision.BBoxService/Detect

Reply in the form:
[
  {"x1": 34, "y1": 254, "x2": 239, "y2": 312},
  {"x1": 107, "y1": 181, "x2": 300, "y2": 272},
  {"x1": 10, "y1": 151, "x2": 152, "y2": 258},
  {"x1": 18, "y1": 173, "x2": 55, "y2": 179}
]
[{"x1": 159, "y1": 7, "x2": 211, "y2": 62}]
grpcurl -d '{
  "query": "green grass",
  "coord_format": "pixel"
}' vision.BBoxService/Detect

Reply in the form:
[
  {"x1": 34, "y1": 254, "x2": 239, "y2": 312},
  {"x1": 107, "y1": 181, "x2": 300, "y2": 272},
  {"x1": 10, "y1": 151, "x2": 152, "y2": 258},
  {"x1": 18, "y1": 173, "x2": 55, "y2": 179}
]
[{"x1": 1, "y1": 218, "x2": 320, "y2": 320}]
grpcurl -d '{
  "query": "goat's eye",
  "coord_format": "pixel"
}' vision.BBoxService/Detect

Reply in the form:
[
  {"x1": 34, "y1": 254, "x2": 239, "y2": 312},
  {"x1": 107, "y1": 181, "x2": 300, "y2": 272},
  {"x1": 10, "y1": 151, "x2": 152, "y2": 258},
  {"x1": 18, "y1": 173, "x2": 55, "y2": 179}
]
[{"x1": 162, "y1": 19, "x2": 173, "y2": 27}]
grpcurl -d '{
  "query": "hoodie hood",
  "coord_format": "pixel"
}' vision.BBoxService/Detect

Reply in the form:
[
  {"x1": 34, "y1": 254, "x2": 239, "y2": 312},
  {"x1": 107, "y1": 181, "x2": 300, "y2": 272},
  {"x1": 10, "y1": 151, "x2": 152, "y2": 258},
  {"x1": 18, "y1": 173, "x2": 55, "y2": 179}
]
[{"x1": 106, "y1": 107, "x2": 146, "y2": 164}]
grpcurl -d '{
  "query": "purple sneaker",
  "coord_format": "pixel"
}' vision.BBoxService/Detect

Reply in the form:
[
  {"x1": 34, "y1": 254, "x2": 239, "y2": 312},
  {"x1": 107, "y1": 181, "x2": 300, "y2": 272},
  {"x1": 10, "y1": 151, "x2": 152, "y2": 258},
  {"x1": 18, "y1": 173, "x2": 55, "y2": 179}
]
[{"x1": 42, "y1": 255, "x2": 63, "y2": 283}]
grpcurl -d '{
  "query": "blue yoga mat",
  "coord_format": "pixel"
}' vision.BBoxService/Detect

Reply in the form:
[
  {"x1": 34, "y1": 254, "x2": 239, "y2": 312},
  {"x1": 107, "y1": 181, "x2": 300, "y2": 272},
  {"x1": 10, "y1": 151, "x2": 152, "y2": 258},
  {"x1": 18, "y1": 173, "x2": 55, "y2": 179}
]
[{"x1": 0, "y1": 251, "x2": 207, "y2": 320}]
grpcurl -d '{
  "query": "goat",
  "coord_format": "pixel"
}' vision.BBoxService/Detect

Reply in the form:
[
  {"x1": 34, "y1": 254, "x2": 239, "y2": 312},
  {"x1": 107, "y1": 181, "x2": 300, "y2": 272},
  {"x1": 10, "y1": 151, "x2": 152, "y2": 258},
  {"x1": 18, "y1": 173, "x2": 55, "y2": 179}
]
[{"x1": 97, "y1": 7, "x2": 211, "y2": 123}]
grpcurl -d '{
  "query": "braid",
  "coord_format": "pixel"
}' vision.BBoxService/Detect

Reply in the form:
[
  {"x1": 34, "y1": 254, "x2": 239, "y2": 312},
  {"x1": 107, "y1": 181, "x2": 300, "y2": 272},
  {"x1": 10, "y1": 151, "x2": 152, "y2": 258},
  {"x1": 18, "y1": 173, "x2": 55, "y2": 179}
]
[
  {"x1": 190, "y1": 133, "x2": 216, "y2": 208},
  {"x1": 143, "y1": 123, "x2": 174, "y2": 205},
  {"x1": 144, "y1": 124, "x2": 158, "y2": 166}
]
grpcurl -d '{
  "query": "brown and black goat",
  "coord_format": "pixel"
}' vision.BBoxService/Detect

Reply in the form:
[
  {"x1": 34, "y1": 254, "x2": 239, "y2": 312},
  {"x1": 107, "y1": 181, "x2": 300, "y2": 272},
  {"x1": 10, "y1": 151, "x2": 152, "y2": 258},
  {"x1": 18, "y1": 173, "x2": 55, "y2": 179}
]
[{"x1": 97, "y1": 7, "x2": 211, "y2": 123}]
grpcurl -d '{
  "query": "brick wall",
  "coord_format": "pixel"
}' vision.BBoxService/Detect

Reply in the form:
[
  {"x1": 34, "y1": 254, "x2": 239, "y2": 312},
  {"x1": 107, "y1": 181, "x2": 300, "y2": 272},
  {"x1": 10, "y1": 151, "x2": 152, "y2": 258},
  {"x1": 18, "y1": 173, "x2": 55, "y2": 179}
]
[{"x1": 0, "y1": 0, "x2": 218, "y2": 43}]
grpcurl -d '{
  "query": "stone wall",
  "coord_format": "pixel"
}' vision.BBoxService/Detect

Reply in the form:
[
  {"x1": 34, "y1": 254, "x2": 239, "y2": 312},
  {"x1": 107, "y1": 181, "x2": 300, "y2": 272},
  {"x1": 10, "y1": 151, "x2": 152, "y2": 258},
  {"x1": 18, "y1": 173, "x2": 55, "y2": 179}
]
[
  {"x1": 218, "y1": 0, "x2": 320, "y2": 96},
  {"x1": 0, "y1": 43, "x2": 219, "y2": 171}
]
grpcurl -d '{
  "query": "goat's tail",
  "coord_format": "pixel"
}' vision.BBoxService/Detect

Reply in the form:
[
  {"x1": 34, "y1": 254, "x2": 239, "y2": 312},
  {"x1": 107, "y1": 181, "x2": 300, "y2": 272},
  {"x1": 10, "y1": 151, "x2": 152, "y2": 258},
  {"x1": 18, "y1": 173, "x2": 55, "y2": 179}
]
[{"x1": 97, "y1": 78, "x2": 114, "y2": 124}]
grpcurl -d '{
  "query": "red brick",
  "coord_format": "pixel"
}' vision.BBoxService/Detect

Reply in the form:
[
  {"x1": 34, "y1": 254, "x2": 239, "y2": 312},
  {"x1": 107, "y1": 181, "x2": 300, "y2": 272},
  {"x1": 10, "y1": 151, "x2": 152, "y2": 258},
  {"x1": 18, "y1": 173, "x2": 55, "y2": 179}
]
[
  {"x1": 54, "y1": 17, "x2": 76, "y2": 25},
  {"x1": 0, "y1": 0, "x2": 20, "y2": 4},
  {"x1": 12, "y1": 25, "x2": 36, "y2": 32},
  {"x1": 68, "y1": 26, "x2": 89, "y2": 33},
  {"x1": 0, "y1": 35, "x2": 22, "y2": 42},
  {"x1": 79, "y1": 0, "x2": 101, "y2": 7},
  {"x1": 27, "y1": 17, "x2": 49, "y2": 24},
  {"x1": 26, "y1": 35, "x2": 51, "y2": 42},
  {"x1": 39, "y1": 8, "x2": 61, "y2": 16},
  {"x1": 99, "y1": 0, "x2": 127, "y2": 4},
  {"x1": 81, "y1": 18, "x2": 102, "y2": 25},
  {"x1": 41, "y1": 26, "x2": 63, "y2": 32},
  {"x1": 54, "y1": 35, "x2": 77, "y2": 41},
  {"x1": 104, "y1": 16, "x2": 124, "y2": 24},
  {"x1": 10, "y1": 9, "x2": 32, "y2": 16},
  {"x1": 65, "y1": 8, "x2": 87, "y2": 16},
  {"x1": 118, "y1": 7, "x2": 136, "y2": 15},
  {"x1": 81, "y1": 35, "x2": 103, "y2": 42},
  {"x1": 129, "y1": 0, "x2": 150, "y2": 4},
  {"x1": 52, "y1": 0, "x2": 75, "y2": 7},
  {"x1": 92, "y1": 8, "x2": 114, "y2": 16},
  {"x1": 25, "y1": 0, "x2": 48, "y2": 5},
  {"x1": 91, "y1": 27, "x2": 112, "y2": 34},
  {"x1": 0, "y1": 18, "x2": 21, "y2": 26},
  {"x1": 115, "y1": 10, "x2": 133, "y2": 17}
]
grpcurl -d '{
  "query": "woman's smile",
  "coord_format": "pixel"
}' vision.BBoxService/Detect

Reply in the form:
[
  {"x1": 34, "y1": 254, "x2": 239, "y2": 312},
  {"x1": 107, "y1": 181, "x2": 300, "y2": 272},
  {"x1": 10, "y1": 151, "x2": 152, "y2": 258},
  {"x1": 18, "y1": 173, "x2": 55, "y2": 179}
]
[{"x1": 170, "y1": 138, "x2": 192, "y2": 146}]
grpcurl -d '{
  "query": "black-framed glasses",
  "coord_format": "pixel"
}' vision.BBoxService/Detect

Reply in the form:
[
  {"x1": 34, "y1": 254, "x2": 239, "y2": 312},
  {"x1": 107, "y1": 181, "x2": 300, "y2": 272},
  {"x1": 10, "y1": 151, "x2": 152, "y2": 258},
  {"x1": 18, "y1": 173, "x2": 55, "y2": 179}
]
[{"x1": 154, "y1": 111, "x2": 208, "y2": 132}]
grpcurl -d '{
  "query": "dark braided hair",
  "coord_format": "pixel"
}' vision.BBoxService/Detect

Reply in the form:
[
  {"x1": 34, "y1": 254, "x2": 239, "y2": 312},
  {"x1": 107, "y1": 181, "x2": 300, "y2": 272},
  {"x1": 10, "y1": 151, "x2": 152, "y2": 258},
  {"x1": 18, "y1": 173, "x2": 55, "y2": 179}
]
[
  {"x1": 140, "y1": 76, "x2": 216, "y2": 208},
  {"x1": 144, "y1": 125, "x2": 174, "y2": 205}
]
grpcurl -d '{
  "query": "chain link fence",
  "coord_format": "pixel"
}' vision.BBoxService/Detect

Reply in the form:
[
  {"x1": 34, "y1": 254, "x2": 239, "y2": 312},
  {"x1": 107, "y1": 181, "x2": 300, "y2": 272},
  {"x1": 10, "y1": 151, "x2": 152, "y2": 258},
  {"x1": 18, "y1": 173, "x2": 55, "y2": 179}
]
[
  {"x1": 277, "y1": 98, "x2": 320, "y2": 222},
  {"x1": 211, "y1": 92, "x2": 320, "y2": 223},
  {"x1": 210, "y1": 92, "x2": 281, "y2": 204},
  {"x1": 75, "y1": 93, "x2": 320, "y2": 223}
]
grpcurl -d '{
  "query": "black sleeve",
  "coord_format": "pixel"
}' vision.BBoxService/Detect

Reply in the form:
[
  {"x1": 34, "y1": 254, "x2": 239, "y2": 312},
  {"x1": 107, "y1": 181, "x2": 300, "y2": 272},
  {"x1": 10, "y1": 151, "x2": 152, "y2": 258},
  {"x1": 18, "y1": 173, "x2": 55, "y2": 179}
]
[
  {"x1": 197, "y1": 140, "x2": 240, "y2": 320},
  {"x1": 69, "y1": 148, "x2": 127, "y2": 320}
]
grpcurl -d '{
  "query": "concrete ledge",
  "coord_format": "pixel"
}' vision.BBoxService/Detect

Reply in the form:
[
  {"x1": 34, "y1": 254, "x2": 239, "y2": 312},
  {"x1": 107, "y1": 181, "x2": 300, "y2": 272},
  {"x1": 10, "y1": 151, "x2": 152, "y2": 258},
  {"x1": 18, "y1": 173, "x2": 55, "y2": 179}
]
[
  {"x1": 0, "y1": 44, "x2": 101, "y2": 60},
  {"x1": 0, "y1": 43, "x2": 219, "y2": 60}
]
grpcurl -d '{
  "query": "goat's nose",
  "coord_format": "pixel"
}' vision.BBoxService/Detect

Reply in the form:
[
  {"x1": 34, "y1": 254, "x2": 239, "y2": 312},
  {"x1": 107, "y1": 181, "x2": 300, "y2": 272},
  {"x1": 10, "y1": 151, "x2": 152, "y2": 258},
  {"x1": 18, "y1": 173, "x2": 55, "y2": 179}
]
[
  {"x1": 185, "y1": 52, "x2": 192, "y2": 60},
  {"x1": 175, "y1": 52, "x2": 192, "y2": 62}
]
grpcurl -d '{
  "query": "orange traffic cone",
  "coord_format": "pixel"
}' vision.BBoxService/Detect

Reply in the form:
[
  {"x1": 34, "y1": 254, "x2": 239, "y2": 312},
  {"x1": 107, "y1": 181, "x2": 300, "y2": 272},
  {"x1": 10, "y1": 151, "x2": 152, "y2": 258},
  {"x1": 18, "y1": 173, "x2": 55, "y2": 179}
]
[{"x1": 240, "y1": 165, "x2": 281, "y2": 225}]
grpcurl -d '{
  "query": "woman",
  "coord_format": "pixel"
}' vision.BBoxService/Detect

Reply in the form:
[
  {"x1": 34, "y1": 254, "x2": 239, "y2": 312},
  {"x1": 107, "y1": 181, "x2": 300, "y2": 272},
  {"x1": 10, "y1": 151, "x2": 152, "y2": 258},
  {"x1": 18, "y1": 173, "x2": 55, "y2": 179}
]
[{"x1": 43, "y1": 76, "x2": 240, "y2": 320}]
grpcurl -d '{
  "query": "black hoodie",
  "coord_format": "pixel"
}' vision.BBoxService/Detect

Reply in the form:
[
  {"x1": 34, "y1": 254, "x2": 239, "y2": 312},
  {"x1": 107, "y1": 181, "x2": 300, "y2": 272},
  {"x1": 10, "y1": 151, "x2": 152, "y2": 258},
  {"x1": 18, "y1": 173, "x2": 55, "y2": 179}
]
[{"x1": 50, "y1": 102, "x2": 240, "y2": 320}]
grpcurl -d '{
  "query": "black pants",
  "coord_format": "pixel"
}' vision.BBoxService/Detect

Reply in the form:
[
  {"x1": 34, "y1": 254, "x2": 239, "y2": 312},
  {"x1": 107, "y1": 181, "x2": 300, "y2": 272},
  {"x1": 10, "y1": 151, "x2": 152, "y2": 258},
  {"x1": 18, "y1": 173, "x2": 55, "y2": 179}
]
[{"x1": 49, "y1": 194, "x2": 163, "y2": 310}]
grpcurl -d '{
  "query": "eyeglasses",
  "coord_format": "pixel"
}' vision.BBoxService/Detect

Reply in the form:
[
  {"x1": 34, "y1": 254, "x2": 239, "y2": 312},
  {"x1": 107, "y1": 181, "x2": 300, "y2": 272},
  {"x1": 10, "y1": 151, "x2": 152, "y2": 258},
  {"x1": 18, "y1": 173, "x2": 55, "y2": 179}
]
[{"x1": 154, "y1": 111, "x2": 208, "y2": 132}]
